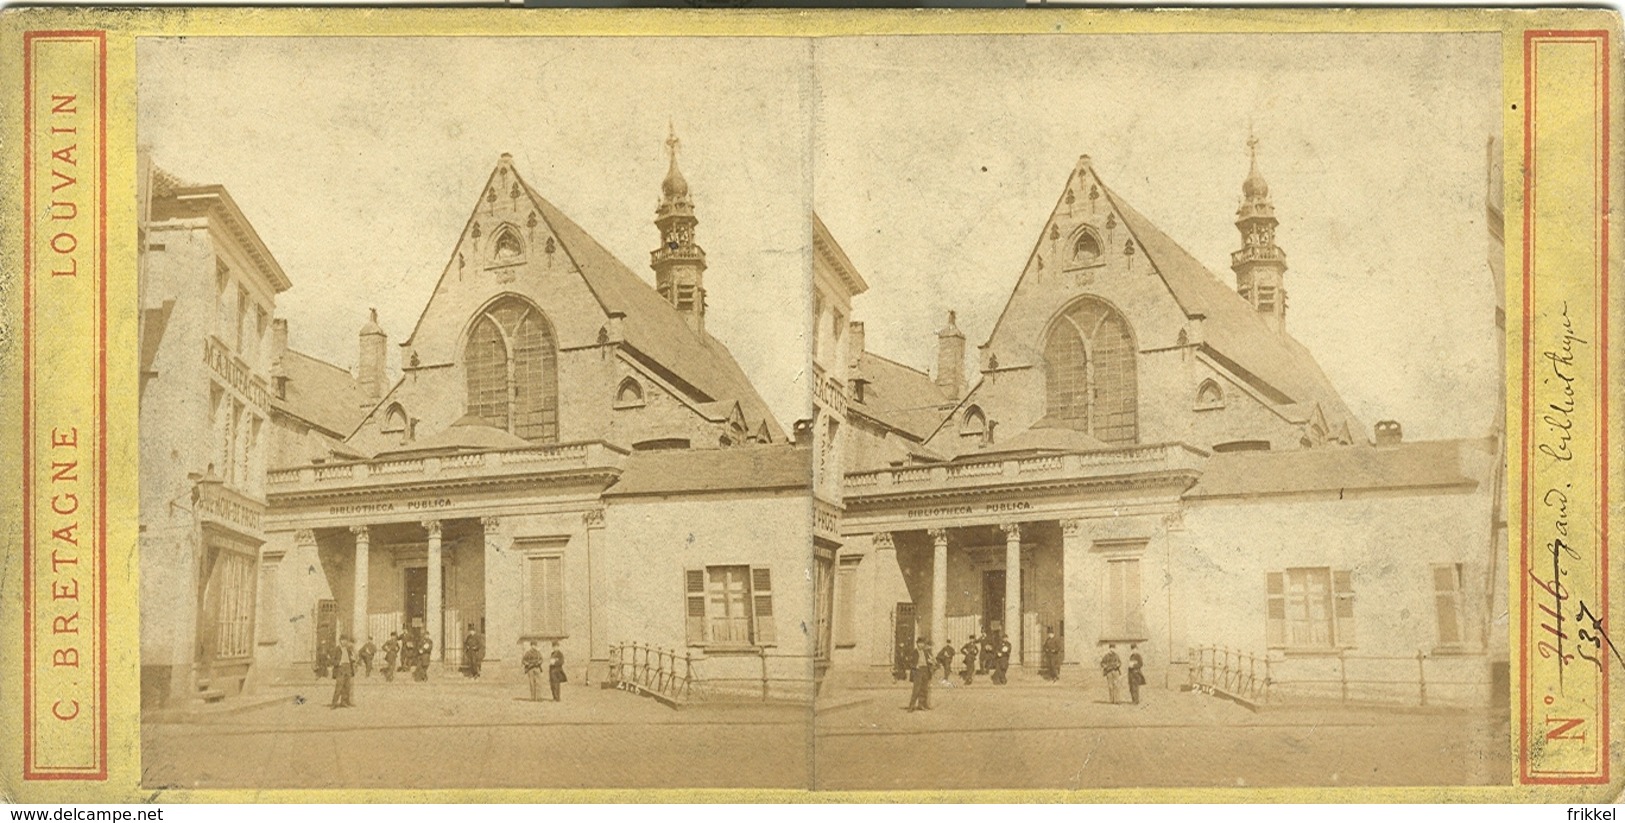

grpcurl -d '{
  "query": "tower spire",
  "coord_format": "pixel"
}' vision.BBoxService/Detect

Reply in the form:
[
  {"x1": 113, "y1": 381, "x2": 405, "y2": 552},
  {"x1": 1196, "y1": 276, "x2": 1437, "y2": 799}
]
[
  {"x1": 1231, "y1": 134, "x2": 1288, "y2": 333},
  {"x1": 652, "y1": 124, "x2": 707, "y2": 333}
]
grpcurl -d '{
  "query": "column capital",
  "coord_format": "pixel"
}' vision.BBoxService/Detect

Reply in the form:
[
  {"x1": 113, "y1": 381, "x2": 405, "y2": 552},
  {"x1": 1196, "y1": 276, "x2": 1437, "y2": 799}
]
[
  {"x1": 1059, "y1": 518, "x2": 1083, "y2": 537},
  {"x1": 479, "y1": 515, "x2": 501, "y2": 530},
  {"x1": 872, "y1": 531, "x2": 895, "y2": 551},
  {"x1": 999, "y1": 522, "x2": 1023, "y2": 540},
  {"x1": 423, "y1": 520, "x2": 442, "y2": 539},
  {"x1": 349, "y1": 525, "x2": 370, "y2": 540},
  {"x1": 582, "y1": 508, "x2": 605, "y2": 529},
  {"x1": 926, "y1": 527, "x2": 950, "y2": 544},
  {"x1": 294, "y1": 529, "x2": 317, "y2": 547},
  {"x1": 1161, "y1": 509, "x2": 1186, "y2": 532}
]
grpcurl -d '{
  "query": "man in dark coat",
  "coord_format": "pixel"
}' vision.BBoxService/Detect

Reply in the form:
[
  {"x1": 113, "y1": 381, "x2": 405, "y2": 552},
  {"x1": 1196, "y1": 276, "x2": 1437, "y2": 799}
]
[
  {"x1": 1127, "y1": 644, "x2": 1147, "y2": 704},
  {"x1": 1100, "y1": 644, "x2": 1123, "y2": 704},
  {"x1": 1040, "y1": 629, "x2": 1062, "y2": 681},
  {"x1": 523, "y1": 641, "x2": 546, "y2": 701},
  {"x1": 381, "y1": 633, "x2": 399, "y2": 682},
  {"x1": 463, "y1": 627, "x2": 486, "y2": 679},
  {"x1": 358, "y1": 637, "x2": 377, "y2": 678},
  {"x1": 993, "y1": 635, "x2": 1012, "y2": 685},
  {"x1": 906, "y1": 638, "x2": 933, "y2": 711},
  {"x1": 548, "y1": 641, "x2": 567, "y2": 701},
  {"x1": 979, "y1": 634, "x2": 996, "y2": 675},
  {"x1": 329, "y1": 636, "x2": 357, "y2": 708},
  {"x1": 936, "y1": 640, "x2": 956, "y2": 683},
  {"x1": 960, "y1": 636, "x2": 980, "y2": 685},
  {"x1": 414, "y1": 636, "x2": 433, "y2": 681}
]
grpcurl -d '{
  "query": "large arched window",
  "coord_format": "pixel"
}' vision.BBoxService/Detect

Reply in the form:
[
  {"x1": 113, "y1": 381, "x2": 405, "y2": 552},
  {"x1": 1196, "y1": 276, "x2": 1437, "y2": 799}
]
[
  {"x1": 1043, "y1": 297, "x2": 1138, "y2": 444},
  {"x1": 464, "y1": 296, "x2": 559, "y2": 442}
]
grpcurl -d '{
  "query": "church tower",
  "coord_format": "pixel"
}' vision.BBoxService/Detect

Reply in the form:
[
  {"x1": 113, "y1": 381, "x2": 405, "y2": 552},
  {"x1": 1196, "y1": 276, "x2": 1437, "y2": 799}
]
[
  {"x1": 1231, "y1": 136, "x2": 1288, "y2": 333},
  {"x1": 651, "y1": 126, "x2": 708, "y2": 334}
]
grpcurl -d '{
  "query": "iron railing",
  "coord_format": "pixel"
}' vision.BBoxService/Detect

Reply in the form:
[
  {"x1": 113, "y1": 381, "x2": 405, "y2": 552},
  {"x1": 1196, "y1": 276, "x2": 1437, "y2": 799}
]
[
  {"x1": 1189, "y1": 645, "x2": 1484, "y2": 708},
  {"x1": 608, "y1": 642, "x2": 696, "y2": 706}
]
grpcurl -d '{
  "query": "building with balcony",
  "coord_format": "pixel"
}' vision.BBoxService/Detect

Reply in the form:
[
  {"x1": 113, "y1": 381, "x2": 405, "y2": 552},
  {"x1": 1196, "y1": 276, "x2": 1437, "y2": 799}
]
[{"x1": 823, "y1": 146, "x2": 1505, "y2": 707}]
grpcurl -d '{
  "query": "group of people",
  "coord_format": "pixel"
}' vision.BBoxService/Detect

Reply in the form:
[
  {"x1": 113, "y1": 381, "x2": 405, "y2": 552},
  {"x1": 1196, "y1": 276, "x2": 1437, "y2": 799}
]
[
  {"x1": 521, "y1": 640, "x2": 568, "y2": 702},
  {"x1": 902, "y1": 631, "x2": 1151, "y2": 711},
  {"x1": 319, "y1": 632, "x2": 570, "y2": 709}
]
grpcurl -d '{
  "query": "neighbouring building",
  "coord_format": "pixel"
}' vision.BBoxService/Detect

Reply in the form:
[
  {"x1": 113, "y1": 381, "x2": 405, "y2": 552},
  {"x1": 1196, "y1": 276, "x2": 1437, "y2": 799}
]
[{"x1": 824, "y1": 142, "x2": 1505, "y2": 707}]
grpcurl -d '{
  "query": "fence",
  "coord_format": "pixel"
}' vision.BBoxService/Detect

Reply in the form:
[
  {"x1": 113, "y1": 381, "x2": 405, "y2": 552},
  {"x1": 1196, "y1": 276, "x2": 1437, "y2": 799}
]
[
  {"x1": 606, "y1": 642, "x2": 815, "y2": 706},
  {"x1": 1188, "y1": 645, "x2": 1488, "y2": 708}
]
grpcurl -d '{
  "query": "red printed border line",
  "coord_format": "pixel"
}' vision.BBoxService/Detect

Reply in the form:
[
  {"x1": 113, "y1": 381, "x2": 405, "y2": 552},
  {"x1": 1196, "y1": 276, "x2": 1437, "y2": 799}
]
[
  {"x1": 21, "y1": 29, "x2": 108, "y2": 781},
  {"x1": 1519, "y1": 29, "x2": 1611, "y2": 785}
]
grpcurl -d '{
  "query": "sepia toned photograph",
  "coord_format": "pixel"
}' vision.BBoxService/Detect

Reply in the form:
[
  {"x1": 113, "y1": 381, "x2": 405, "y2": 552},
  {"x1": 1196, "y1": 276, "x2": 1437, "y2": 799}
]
[{"x1": 131, "y1": 29, "x2": 1511, "y2": 793}]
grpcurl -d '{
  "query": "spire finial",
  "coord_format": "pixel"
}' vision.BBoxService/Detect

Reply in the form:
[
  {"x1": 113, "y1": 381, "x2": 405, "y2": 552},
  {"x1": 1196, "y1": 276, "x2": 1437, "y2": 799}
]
[
  {"x1": 666, "y1": 120, "x2": 680, "y2": 162},
  {"x1": 1242, "y1": 131, "x2": 1269, "y2": 199},
  {"x1": 660, "y1": 122, "x2": 690, "y2": 201}
]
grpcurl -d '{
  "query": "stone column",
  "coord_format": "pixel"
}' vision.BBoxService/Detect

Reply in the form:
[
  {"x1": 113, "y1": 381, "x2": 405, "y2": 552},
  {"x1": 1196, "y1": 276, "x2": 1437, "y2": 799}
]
[
  {"x1": 582, "y1": 508, "x2": 606, "y2": 683},
  {"x1": 1060, "y1": 519, "x2": 1085, "y2": 671},
  {"x1": 871, "y1": 531, "x2": 897, "y2": 667},
  {"x1": 1002, "y1": 521, "x2": 1023, "y2": 662},
  {"x1": 349, "y1": 525, "x2": 370, "y2": 642},
  {"x1": 480, "y1": 516, "x2": 514, "y2": 664},
  {"x1": 928, "y1": 527, "x2": 948, "y2": 645},
  {"x1": 424, "y1": 520, "x2": 443, "y2": 663}
]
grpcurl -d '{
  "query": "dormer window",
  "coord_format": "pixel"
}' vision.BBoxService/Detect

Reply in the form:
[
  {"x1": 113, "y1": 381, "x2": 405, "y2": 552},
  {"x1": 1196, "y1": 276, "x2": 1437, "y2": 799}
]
[
  {"x1": 615, "y1": 377, "x2": 645, "y2": 409},
  {"x1": 960, "y1": 406, "x2": 989, "y2": 444},
  {"x1": 1194, "y1": 379, "x2": 1225, "y2": 411}
]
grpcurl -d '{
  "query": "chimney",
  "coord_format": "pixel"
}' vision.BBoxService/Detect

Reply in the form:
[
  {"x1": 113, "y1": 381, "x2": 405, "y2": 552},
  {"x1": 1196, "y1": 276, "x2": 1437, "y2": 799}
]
[
  {"x1": 1374, "y1": 420, "x2": 1403, "y2": 446},
  {"x1": 848, "y1": 321, "x2": 866, "y2": 365},
  {"x1": 270, "y1": 318, "x2": 290, "y2": 399},
  {"x1": 936, "y1": 310, "x2": 966, "y2": 401},
  {"x1": 358, "y1": 308, "x2": 387, "y2": 402}
]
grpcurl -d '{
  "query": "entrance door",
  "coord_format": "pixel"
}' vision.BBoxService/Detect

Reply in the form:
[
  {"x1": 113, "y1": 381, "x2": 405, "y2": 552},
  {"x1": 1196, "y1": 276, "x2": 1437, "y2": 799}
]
[
  {"x1": 983, "y1": 570, "x2": 1006, "y2": 638},
  {"x1": 403, "y1": 567, "x2": 427, "y2": 632},
  {"x1": 892, "y1": 602, "x2": 916, "y2": 679}
]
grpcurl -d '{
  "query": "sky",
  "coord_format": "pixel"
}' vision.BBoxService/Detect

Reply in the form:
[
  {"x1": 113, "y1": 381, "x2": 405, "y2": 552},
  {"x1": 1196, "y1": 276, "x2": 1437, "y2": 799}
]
[
  {"x1": 816, "y1": 33, "x2": 1503, "y2": 442},
  {"x1": 140, "y1": 32, "x2": 1502, "y2": 442}
]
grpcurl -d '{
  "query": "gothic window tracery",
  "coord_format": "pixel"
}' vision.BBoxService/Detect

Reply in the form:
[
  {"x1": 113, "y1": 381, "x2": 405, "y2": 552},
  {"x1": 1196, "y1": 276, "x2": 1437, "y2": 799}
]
[
  {"x1": 464, "y1": 296, "x2": 559, "y2": 442},
  {"x1": 1042, "y1": 296, "x2": 1138, "y2": 444}
]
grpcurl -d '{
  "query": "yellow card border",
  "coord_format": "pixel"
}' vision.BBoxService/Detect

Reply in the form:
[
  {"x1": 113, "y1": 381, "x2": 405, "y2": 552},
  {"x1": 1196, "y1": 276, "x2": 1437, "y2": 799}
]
[{"x1": 0, "y1": 6, "x2": 1620, "y2": 803}]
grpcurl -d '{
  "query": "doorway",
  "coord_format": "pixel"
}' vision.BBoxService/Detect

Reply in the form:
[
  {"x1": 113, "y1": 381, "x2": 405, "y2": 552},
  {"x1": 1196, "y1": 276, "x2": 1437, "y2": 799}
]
[
  {"x1": 982, "y1": 570, "x2": 1005, "y2": 638},
  {"x1": 404, "y1": 566, "x2": 427, "y2": 633},
  {"x1": 891, "y1": 602, "x2": 916, "y2": 679}
]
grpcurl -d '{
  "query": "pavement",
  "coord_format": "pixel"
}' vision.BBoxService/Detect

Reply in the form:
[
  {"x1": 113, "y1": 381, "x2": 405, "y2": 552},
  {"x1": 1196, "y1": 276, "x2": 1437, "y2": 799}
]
[
  {"x1": 813, "y1": 675, "x2": 1512, "y2": 790},
  {"x1": 142, "y1": 671, "x2": 1511, "y2": 791},
  {"x1": 141, "y1": 675, "x2": 811, "y2": 790}
]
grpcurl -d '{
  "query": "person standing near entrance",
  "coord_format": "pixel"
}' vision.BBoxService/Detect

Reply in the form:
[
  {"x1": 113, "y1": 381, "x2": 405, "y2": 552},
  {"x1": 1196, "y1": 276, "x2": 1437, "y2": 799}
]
[
  {"x1": 1040, "y1": 629, "x2": 1062, "y2": 681},
  {"x1": 993, "y1": 634, "x2": 1012, "y2": 685},
  {"x1": 381, "y1": 633, "x2": 399, "y2": 683},
  {"x1": 1127, "y1": 644, "x2": 1147, "y2": 705},
  {"x1": 523, "y1": 641, "x2": 546, "y2": 701},
  {"x1": 978, "y1": 634, "x2": 996, "y2": 675},
  {"x1": 548, "y1": 641, "x2": 567, "y2": 701},
  {"x1": 1099, "y1": 644, "x2": 1123, "y2": 704},
  {"x1": 906, "y1": 638, "x2": 933, "y2": 711},
  {"x1": 359, "y1": 637, "x2": 377, "y2": 678},
  {"x1": 936, "y1": 639, "x2": 956, "y2": 683},
  {"x1": 960, "y1": 636, "x2": 979, "y2": 685},
  {"x1": 414, "y1": 636, "x2": 433, "y2": 681},
  {"x1": 463, "y1": 627, "x2": 485, "y2": 679},
  {"x1": 329, "y1": 636, "x2": 357, "y2": 709}
]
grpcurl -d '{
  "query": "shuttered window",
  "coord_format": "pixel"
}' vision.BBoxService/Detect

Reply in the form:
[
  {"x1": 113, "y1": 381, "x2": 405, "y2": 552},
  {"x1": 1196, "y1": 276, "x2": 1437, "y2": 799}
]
[
  {"x1": 835, "y1": 562, "x2": 860, "y2": 648},
  {"x1": 1103, "y1": 557, "x2": 1145, "y2": 641},
  {"x1": 1266, "y1": 567, "x2": 1355, "y2": 649},
  {"x1": 684, "y1": 565, "x2": 777, "y2": 647},
  {"x1": 1433, "y1": 563, "x2": 1465, "y2": 647},
  {"x1": 523, "y1": 554, "x2": 565, "y2": 638}
]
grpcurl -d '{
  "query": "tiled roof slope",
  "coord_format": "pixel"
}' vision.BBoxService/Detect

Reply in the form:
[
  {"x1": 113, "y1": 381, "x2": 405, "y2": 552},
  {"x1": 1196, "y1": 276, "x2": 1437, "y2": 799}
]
[
  {"x1": 519, "y1": 177, "x2": 787, "y2": 443},
  {"x1": 604, "y1": 444, "x2": 810, "y2": 497},
  {"x1": 273, "y1": 349, "x2": 370, "y2": 439},
  {"x1": 849, "y1": 351, "x2": 952, "y2": 441},
  {"x1": 1185, "y1": 438, "x2": 1488, "y2": 500},
  {"x1": 1103, "y1": 184, "x2": 1363, "y2": 436}
]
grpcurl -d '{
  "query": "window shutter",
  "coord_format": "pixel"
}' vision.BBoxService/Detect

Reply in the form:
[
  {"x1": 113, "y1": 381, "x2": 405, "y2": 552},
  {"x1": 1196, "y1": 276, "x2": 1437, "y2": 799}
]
[
  {"x1": 1265, "y1": 572, "x2": 1286, "y2": 648},
  {"x1": 751, "y1": 567, "x2": 777, "y2": 645},
  {"x1": 1333, "y1": 569, "x2": 1356, "y2": 647},
  {"x1": 684, "y1": 569, "x2": 706, "y2": 645}
]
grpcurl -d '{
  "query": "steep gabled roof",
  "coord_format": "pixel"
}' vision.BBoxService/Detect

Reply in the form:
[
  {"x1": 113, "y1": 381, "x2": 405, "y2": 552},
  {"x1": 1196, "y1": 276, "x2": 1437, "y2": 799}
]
[
  {"x1": 273, "y1": 349, "x2": 370, "y2": 439},
  {"x1": 1101, "y1": 183, "x2": 1363, "y2": 437},
  {"x1": 849, "y1": 351, "x2": 952, "y2": 442},
  {"x1": 517, "y1": 172, "x2": 787, "y2": 443}
]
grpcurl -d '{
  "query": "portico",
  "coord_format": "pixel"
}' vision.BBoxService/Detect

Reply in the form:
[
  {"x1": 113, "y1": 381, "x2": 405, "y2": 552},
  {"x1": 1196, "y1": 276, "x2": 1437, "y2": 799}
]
[{"x1": 836, "y1": 442, "x2": 1202, "y2": 682}]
